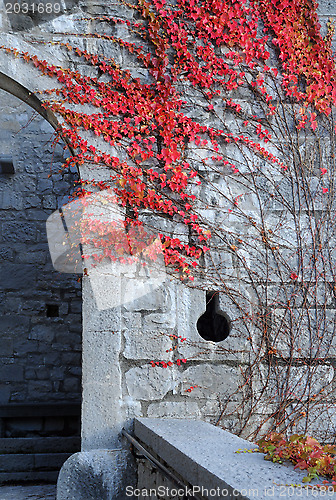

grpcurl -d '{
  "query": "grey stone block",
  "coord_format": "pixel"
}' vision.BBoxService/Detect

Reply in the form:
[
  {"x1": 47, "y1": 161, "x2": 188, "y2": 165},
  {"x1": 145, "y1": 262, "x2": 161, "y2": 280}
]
[
  {"x1": 123, "y1": 329, "x2": 172, "y2": 361},
  {"x1": 2, "y1": 223, "x2": 36, "y2": 242},
  {"x1": 13, "y1": 338, "x2": 39, "y2": 356},
  {"x1": 286, "y1": 403, "x2": 336, "y2": 443},
  {"x1": 42, "y1": 195, "x2": 57, "y2": 209},
  {"x1": 0, "y1": 264, "x2": 36, "y2": 289},
  {"x1": 57, "y1": 449, "x2": 136, "y2": 500},
  {"x1": 70, "y1": 300, "x2": 82, "y2": 314},
  {"x1": 0, "y1": 338, "x2": 13, "y2": 356},
  {"x1": 50, "y1": 368, "x2": 65, "y2": 380},
  {"x1": 82, "y1": 277, "x2": 122, "y2": 333},
  {"x1": 36, "y1": 367, "x2": 50, "y2": 380},
  {"x1": 26, "y1": 209, "x2": 49, "y2": 220},
  {"x1": 0, "y1": 191, "x2": 23, "y2": 210},
  {"x1": 16, "y1": 250, "x2": 47, "y2": 264},
  {"x1": 0, "y1": 246, "x2": 14, "y2": 261},
  {"x1": 147, "y1": 401, "x2": 201, "y2": 419},
  {"x1": 24, "y1": 368, "x2": 37, "y2": 380},
  {"x1": 181, "y1": 364, "x2": 244, "y2": 400},
  {"x1": 134, "y1": 418, "x2": 327, "y2": 499},
  {"x1": 29, "y1": 325, "x2": 56, "y2": 342},
  {"x1": 267, "y1": 364, "x2": 334, "y2": 400},
  {"x1": 68, "y1": 367, "x2": 81, "y2": 376},
  {"x1": 37, "y1": 179, "x2": 53, "y2": 192},
  {"x1": 61, "y1": 353, "x2": 81, "y2": 365},
  {"x1": 123, "y1": 286, "x2": 172, "y2": 312},
  {"x1": 317, "y1": 0, "x2": 336, "y2": 14},
  {"x1": 68, "y1": 322, "x2": 82, "y2": 334},
  {"x1": 28, "y1": 381, "x2": 53, "y2": 399},
  {"x1": 63, "y1": 377, "x2": 80, "y2": 393},
  {"x1": 125, "y1": 365, "x2": 175, "y2": 401},
  {"x1": 0, "y1": 365, "x2": 23, "y2": 382},
  {"x1": 23, "y1": 195, "x2": 41, "y2": 208}
]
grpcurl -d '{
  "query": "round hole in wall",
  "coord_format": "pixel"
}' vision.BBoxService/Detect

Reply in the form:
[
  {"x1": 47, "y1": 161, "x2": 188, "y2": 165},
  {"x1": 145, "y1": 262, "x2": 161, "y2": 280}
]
[{"x1": 197, "y1": 291, "x2": 231, "y2": 342}]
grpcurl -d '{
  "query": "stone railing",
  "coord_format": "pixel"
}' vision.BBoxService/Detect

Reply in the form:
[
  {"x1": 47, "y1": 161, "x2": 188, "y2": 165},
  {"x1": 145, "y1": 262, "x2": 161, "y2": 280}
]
[
  {"x1": 129, "y1": 418, "x2": 330, "y2": 499},
  {"x1": 57, "y1": 417, "x2": 332, "y2": 498}
]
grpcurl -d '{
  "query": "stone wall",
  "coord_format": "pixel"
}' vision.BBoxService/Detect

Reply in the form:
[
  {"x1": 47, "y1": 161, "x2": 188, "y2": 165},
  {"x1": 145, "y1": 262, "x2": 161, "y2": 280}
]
[
  {"x1": 0, "y1": 88, "x2": 82, "y2": 409},
  {"x1": 0, "y1": 0, "x2": 335, "y2": 464}
]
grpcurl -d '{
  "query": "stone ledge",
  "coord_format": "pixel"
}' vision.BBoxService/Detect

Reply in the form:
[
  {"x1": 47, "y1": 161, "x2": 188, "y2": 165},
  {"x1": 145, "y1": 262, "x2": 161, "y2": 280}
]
[{"x1": 134, "y1": 418, "x2": 328, "y2": 499}]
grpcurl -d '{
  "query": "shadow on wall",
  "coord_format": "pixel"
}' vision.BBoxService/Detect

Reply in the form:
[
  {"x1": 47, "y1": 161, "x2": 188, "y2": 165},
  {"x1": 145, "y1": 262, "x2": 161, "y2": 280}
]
[{"x1": 0, "y1": 88, "x2": 82, "y2": 406}]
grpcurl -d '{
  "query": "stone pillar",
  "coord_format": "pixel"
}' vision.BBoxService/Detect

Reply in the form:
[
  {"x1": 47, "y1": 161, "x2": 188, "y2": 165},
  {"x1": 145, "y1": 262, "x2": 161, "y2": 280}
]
[
  {"x1": 81, "y1": 277, "x2": 124, "y2": 450},
  {"x1": 57, "y1": 269, "x2": 137, "y2": 500}
]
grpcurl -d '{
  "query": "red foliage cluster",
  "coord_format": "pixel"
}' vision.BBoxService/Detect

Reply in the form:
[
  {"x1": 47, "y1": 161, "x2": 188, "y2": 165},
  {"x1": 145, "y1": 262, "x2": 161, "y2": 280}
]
[
  {"x1": 3, "y1": 2, "x2": 336, "y2": 438},
  {"x1": 2, "y1": 0, "x2": 334, "y2": 279},
  {"x1": 257, "y1": 433, "x2": 336, "y2": 487}
]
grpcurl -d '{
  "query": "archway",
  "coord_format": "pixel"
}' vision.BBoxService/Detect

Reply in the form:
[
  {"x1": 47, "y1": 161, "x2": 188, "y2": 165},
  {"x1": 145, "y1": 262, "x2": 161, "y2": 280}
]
[{"x1": 0, "y1": 75, "x2": 81, "y2": 482}]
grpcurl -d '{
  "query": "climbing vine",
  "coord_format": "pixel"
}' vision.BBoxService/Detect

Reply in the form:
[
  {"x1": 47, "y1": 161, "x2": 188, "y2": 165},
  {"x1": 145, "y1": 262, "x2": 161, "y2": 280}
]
[
  {"x1": 2, "y1": 0, "x2": 336, "y2": 441},
  {"x1": 257, "y1": 432, "x2": 336, "y2": 486}
]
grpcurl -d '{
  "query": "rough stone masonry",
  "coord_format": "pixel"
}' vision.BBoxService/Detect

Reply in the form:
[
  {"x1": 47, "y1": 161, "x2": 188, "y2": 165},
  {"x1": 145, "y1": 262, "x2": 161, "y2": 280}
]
[
  {"x1": 0, "y1": 0, "x2": 336, "y2": 497},
  {"x1": 0, "y1": 88, "x2": 81, "y2": 410}
]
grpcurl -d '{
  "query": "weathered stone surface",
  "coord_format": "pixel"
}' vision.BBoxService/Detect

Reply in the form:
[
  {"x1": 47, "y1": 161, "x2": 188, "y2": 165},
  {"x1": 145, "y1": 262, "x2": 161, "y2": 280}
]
[
  {"x1": 181, "y1": 364, "x2": 243, "y2": 400},
  {"x1": 265, "y1": 364, "x2": 334, "y2": 400},
  {"x1": 0, "y1": 264, "x2": 36, "y2": 289},
  {"x1": 125, "y1": 365, "x2": 175, "y2": 401},
  {"x1": 27, "y1": 381, "x2": 53, "y2": 399},
  {"x1": 123, "y1": 285, "x2": 172, "y2": 312},
  {"x1": 0, "y1": 88, "x2": 81, "y2": 407},
  {"x1": 82, "y1": 328, "x2": 123, "y2": 449},
  {"x1": 0, "y1": 246, "x2": 14, "y2": 261},
  {"x1": 2, "y1": 223, "x2": 36, "y2": 243},
  {"x1": 142, "y1": 311, "x2": 176, "y2": 330},
  {"x1": 0, "y1": 191, "x2": 23, "y2": 210},
  {"x1": 123, "y1": 329, "x2": 172, "y2": 360},
  {"x1": 1, "y1": 316, "x2": 29, "y2": 334},
  {"x1": 176, "y1": 284, "x2": 205, "y2": 340},
  {"x1": 0, "y1": 365, "x2": 23, "y2": 382},
  {"x1": 121, "y1": 311, "x2": 141, "y2": 330},
  {"x1": 1, "y1": 0, "x2": 336, "y2": 467},
  {"x1": 272, "y1": 309, "x2": 336, "y2": 358},
  {"x1": 317, "y1": 0, "x2": 336, "y2": 15},
  {"x1": 82, "y1": 277, "x2": 121, "y2": 333},
  {"x1": 0, "y1": 338, "x2": 13, "y2": 356},
  {"x1": 57, "y1": 450, "x2": 136, "y2": 500},
  {"x1": 29, "y1": 325, "x2": 56, "y2": 342},
  {"x1": 286, "y1": 404, "x2": 336, "y2": 442},
  {"x1": 147, "y1": 401, "x2": 201, "y2": 418},
  {"x1": 135, "y1": 418, "x2": 325, "y2": 499}
]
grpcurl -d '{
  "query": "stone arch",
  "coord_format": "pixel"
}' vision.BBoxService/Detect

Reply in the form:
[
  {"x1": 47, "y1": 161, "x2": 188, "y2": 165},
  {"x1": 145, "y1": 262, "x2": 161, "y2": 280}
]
[
  {"x1": 0, "y1": 66, "x2": 82, "y2": 481},
  {"x1": 0, "y1": 71, "x2": 74, "y2": 156}
]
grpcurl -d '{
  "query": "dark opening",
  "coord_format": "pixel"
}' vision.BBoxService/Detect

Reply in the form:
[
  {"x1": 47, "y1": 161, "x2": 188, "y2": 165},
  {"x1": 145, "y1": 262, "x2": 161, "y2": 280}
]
[
  {"x1": 0, "y1": 157, "x2": 14, "y2": 175},
  {"x1": 197, "y1": 291, "x2": 231, "y2": 342},
  {"x1": 46, "y1": 304, "x2": 59, "y2": 317}
]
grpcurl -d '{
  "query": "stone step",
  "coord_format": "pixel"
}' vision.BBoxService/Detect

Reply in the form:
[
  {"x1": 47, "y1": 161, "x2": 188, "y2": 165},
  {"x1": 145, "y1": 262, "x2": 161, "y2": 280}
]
[
  {"x1": 0, "y1": 452, "x2": 71, "y2": 473},
  {"x1": 0, "y1": 436, "x2": 80, "y2": 454},
  {"x1": 0, "y1": 470, "x2": 59, "y2": 485},
  {"x1": 0, "y1": 403, "x2": 81, "y2": 418}
]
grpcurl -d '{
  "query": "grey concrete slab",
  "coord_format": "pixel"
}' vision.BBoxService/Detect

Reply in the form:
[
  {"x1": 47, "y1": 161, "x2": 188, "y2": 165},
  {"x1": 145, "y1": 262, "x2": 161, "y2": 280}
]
[{"x1": 134, "y1": 418, "x2": 333, "y2": 499}]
